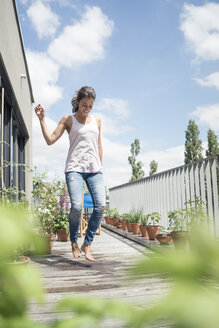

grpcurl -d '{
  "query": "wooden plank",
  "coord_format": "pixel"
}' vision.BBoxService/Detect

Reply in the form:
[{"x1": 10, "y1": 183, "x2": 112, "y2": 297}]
[{"x1": 29, "y1": 228, "x2": 170, "y2": 327}]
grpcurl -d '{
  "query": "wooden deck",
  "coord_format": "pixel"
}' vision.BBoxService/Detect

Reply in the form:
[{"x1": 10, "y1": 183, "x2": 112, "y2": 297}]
[{"x1": 28, "y1": 227, "x2": 170, "y2": 327}]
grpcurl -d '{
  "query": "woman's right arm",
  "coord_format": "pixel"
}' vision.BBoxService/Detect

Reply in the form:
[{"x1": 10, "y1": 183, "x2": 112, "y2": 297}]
[{"x1": 34, "y1": 104, "x2": 70, "y2": 145}]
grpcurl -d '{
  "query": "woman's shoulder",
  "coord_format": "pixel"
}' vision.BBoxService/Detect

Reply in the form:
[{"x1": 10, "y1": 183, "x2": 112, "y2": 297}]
[
  {"x1": 59, "y1": 114, "x2": 73, "y2": 131},
  {"x1": 62, "y1": 114, "x2": 72, "y2": 124}
]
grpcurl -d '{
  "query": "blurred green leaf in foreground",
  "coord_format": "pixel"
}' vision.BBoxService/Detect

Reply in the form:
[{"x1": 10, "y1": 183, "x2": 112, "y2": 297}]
[
  {"x1": 0, "y1": 205, "x2": 46, "y2": 328},
  {"x1": 1, "y1": 203, "x2": 219, "y2": 328}
]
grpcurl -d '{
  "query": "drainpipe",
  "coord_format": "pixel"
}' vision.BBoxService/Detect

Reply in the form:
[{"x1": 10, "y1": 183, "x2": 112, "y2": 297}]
[{"x1": 0, "y1": 76, "x2": 5, "y2": 199}]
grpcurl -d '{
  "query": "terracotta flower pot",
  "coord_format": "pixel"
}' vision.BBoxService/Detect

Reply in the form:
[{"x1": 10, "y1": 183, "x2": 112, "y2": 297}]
[
  {"x1": 127, "y1": 222, "x2": 133, "y2": 232},
  {"x1": 146, "y1": 225, "x2": 161, "y2": 240},
  {"x1": 110, "y1": 217, "x2": 115, "y2": 225},
  {"x1": 139, "y1": 225, "x2": 149, "y2": 238},
  {"x1": 170, "y1": 231, "x2": 188, "y2": 248},
  {"x1": 121, "y1": 220, "x2": 128, "y2": 231},
  {"x1": 115, "y1": 221, "x2": 123, "y2": 229},
  {"x1": 8, "y1": 256, "x2": 30, "y2": 265},
  {"x1": 155, "y1": 233, "x2": 173, "y2": 245},
  {"x1": 57, "y1": 229, "x2": 69, "y2": 242},
  {"x1": 113, "y1": 218, "x2": 119, "y2": 226},
  {"x1": 131, "y1": 222, "x2": 141, "y2": 234},
  {"x1": 105, "y1": 216, "x2": 111, "y2": 224}
]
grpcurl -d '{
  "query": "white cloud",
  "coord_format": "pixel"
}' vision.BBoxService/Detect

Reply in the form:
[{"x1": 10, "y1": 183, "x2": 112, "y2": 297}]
[
  {"x1": 32, "y1": 115, "x2": 69, "y2": 181},
  {"x1": 139, "y1": 145, "x2": 185, "y2": 177},
  {"x1": 102, "y1": 136, "x2": 185, "y2": 188},
  {"x1": 96, "y1": 98, "x2": 130, "y2": 117},
  {"x1": 27, "y1": 0, "x2": 60, "y2": 39},
  {"x1": 195, "y1": 72, "x2": 219, "y2": 90},
  {"x1": 101, "y1": 137, "x2": 130, "y2": 187},
  {"x1": 26, "y1": 50, "x2": 63, "y2": 109},
  {"x1": 104, "y1": 166, "x2": 131, "y2": 189},
  {"x1": 94, "y1": 97, "x2": 132, "y2": 136},
  {"x1": 102, "y1": 137, "x2": 130, "y2": 165},
  {"x1": 180, "y1": 2, "x2": 219, "y2": 61},
  {"x1": 96, "y1": 112, "x2": 132, "y2": 136},
  {"x1": 191, "y1": 104, "x2": 219, "y2": 131},
  {"x1": 48, "y1": 6, "x2": 114, "y2": 68}
]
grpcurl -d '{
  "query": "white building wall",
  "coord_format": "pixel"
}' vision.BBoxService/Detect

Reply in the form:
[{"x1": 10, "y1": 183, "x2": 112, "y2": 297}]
[{"x1": 0, "y1": 0, "x2": 33, "y2": 199}]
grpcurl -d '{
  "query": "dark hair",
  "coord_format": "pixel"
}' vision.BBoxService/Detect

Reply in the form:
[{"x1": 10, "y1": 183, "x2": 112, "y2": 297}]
[{"x1": 71, "y1": 86, "x2": 96, "y2": 113}]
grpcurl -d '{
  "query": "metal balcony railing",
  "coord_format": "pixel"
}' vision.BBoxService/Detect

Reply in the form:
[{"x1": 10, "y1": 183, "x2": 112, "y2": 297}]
[{"x1": 109, "y1": 155, "x2": 219, "y2": 238}]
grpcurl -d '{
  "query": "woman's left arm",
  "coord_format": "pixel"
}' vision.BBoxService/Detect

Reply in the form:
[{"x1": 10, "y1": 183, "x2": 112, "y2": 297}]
[{"x1": 96, "y1": 117, "x2": 103, "y2": 165}]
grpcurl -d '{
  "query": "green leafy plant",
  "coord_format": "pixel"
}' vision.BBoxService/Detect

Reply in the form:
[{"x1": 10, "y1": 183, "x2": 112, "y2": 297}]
[
  {"x1": 0, "y1": 205, "x2": 45, "y2": 326},
  {"x1": 184, "y1": 196, "x2": 209, "y2": 227},
  {"x1": 121, "y1": 212, "x2": 130, "y2": 221},
  {"x1": 105, "y1": 207, "x2": 114, "y2": 217},
  {"x1": 129, "y1": 208, "x2": 144, "y2": 223},
  {"x1": 121, "y1": 211, "x2": 133, "y2": 223},
  {"x1": 168, "y1": 209, "x2": 188, "y2": 232},
  {"x1": 53, "y1": 183, "x2": 70, "y2": 233},
  {"x1": 32, "y1": 169, "x2": 62, "y2": 235},
  {"x1": 141, "y1": 214, "x2": 149, "y2": 226},
  {"x1": 128, "y1": 138, "x2": 145, "y2": 182},
  {"x1": 147, "y1": 212, "x2": 161, "y2": 226},
  {"x1": 111, "y1": 208, "x2": 120, "y2": 219},
  {"x1": 0, "y1": 183, "x2": 30, "y2": 261},
  {"x1": 168, "y1": 197, "x2": 208, "y2": 233},
  {"x1": 2, "y1": 204, "x2": 219, "y2": 328}
]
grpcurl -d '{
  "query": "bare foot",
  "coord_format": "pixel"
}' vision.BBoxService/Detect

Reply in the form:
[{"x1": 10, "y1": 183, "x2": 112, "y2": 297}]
[
  {"x1": 71, "y1": 242, "x2": 82, "y2": 258},
  {"x1": 81, "y1": 243, "x2": 95, "y2": 262}
]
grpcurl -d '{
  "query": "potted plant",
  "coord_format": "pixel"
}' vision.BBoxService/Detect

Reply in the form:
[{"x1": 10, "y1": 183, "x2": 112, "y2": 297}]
[
  {"x1": 54, "y1": 185, "x2": 70, "y2": 242},
  {"x1": 105, "y1": 208, "x2": 113, "y2": 224},
  {"x1": 126, "y1": 212, "x2": 133, "y2": 233},
  {"x1": 155, "y1": 229, "x2": 173, "y2": 245},
  {"x1": 139, "y1": 215, "x2": 149, "y2": 238},
  {"x1": 168, "y1": 209, "x2": 188, "y2": 248},
  {"x1": 8, "y1": 247, "x2": 31, "y2": 265},
  {"x1": 130, "y1": 208, "x2": 143, "y2": 235},
  {"x1": 111, "y1": 208, "x2": 120, "y2": 226},
  {"x1": 32, "y1": 170, "x2": 60, "y2": 253},
  {"x1": 121, "y1": 213, "x2": 129, "y2": 231},
  {"x1": 114, "y1": 216, "x2": 123, "y2": 229},
  {"x1": 184, "y1": 197, "x2": 209, "y2": 229},
  {"x1": 146, "y1": 212, "x2": 161, "y2": 240}
]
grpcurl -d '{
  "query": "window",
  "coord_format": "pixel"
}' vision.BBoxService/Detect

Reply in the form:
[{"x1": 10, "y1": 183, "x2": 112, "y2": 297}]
[{"x1": 0, "y1": 63, "x2": 28, "y2": 196}]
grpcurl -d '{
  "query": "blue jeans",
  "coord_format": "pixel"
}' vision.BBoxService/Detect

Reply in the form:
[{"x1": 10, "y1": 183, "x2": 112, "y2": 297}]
[{"x1": 65, "y1": 171, "x2": 106, "y2": 245}]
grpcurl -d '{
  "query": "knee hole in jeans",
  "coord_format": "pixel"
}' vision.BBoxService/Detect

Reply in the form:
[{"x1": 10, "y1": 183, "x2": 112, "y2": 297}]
[
  {"x1": 94, "y1": 205, "x2": 106, "y2": 213},
  {"x1": 71, "y1": 202, "x2": 82, "y2": 214}
]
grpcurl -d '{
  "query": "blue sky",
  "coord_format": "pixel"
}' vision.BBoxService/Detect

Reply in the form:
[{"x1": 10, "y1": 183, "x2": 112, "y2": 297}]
[{"x1": 17, "y1": 0, "x2": 219, "y2": 187}]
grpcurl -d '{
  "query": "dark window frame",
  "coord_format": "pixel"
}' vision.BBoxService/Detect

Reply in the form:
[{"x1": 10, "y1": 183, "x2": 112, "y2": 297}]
[{"x1": 0, "y1": 56, "x2": 28, "y2": 194}]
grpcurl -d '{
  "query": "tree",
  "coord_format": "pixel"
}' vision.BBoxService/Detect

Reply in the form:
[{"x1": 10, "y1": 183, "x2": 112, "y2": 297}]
[
  {"x1": 206, "y1": 129, "x2": 219, "y2": 157},
  {"x1": 128, "y1": 139, "x2": 144, "y2": 182},
  {"x1": 149, "y1": 160, "x2": 158, "y2": 176},
  {"x1": 184, "y1": 120, "x2": 203, "y2": 164}
]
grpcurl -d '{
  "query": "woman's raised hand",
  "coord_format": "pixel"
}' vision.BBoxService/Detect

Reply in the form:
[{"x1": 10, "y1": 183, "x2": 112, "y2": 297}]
[{"x1": 34, "y1": 104, "x2": 45, "y2": 121}]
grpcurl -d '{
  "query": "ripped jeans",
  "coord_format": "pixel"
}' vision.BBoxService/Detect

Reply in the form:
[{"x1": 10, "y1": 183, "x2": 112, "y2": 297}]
[{"x1": 65, "y1": 171, "x2": 106, "y2": 245}]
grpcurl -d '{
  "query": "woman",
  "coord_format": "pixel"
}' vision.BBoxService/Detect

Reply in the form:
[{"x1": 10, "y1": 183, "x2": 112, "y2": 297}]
[{"x1": 35, "y1": 86, "x2": 106, "y2": 262}]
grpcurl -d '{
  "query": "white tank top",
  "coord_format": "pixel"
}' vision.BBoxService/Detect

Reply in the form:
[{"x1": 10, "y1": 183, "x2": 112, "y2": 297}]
[{"x1": 64, "y1": 114, "x2": 102, "y2": 173}]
